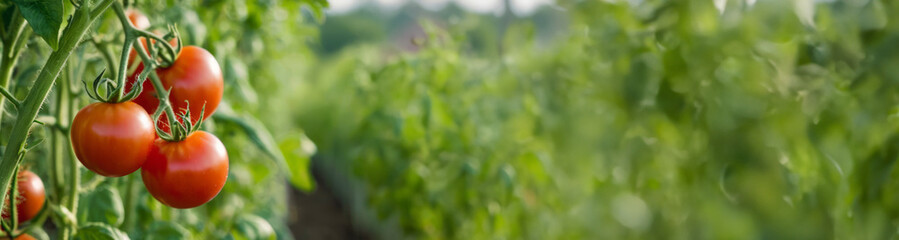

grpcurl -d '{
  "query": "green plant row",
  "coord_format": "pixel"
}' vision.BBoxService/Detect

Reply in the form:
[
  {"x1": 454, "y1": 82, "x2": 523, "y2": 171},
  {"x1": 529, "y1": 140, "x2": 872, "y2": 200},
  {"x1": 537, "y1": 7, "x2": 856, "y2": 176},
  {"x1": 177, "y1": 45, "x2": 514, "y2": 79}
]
[{"x1": 296, "y1": 0, "x2": 899, "y2": 239}]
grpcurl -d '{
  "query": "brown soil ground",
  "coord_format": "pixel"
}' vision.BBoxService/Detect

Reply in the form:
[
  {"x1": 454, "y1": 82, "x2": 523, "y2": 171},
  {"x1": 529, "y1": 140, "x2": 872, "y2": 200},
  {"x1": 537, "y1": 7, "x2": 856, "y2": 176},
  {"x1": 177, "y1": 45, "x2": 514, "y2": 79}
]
[{"x1": 287, "y1": 170, "x2": 373, "y2": 240}]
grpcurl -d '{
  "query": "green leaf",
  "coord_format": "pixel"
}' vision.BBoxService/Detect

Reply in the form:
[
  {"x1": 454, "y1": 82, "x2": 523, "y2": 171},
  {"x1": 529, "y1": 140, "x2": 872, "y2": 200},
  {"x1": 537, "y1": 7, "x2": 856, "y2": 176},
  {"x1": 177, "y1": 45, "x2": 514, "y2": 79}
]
[
  {"x1": 212, "y1": 112, "x2": 316, "y2": 191},
  {"x1": 231, "y1": 215, "x2": 276, "y2": 240},
  {"x1": 279, "y1": 134, "x2": 316, "y2": 191},
  {"x1": 78, "y1": 187, "x2": 124, "y2": 227},
  {"x1": 300, "y1": 0, "x2": 329, "y2": 23},
  {"x1": 74, "y1": 222, "x2": 130, "y2": 240},
  {"x1": 212, "y1": 112, "x2": 283, "y2": 163},
  {"x1": 12, "y1": 0, "x2": 62, "y2": 49},
  {"x1": 26, "y1": 227, "x2": 50, "y2": 240},
  {"x1": 145, "y1": 221, "x2": 191, "y2": 240}
]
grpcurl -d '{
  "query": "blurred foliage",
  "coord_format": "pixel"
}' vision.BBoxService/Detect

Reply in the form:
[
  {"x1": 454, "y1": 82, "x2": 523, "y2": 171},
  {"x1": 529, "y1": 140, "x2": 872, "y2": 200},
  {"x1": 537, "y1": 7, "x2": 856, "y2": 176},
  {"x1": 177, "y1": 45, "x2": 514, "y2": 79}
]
[{"x1": 294, "y1": 0, "x2": 899, "y2": 239}]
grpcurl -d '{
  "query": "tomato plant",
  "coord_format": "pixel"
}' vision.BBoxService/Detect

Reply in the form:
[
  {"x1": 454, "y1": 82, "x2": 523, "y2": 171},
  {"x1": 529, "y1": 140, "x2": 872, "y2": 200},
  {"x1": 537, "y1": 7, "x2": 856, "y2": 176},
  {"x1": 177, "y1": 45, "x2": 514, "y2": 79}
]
[{"x1": 0, "y1": 0, "x2": 325, "y2": 239}]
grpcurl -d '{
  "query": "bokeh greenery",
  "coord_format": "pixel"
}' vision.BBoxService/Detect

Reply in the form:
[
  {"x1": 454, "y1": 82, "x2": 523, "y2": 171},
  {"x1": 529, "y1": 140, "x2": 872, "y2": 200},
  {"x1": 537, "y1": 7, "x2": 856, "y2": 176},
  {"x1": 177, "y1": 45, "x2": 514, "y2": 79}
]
[
  {"x1": 294, "y1": 0, "x2": 899, "y2": 239},
  {"x1": 15, "y1": 0, "x2": 897, "y2": 239}
]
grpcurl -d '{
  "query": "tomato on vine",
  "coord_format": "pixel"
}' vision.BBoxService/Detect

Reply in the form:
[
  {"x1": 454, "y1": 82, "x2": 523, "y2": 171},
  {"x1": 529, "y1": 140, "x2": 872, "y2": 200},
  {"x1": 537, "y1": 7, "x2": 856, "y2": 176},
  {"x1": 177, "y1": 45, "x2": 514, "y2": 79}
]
[
  {"x1": 126, "y1": 46, "x2": 223, "y2": 128},
  {"x1": 71, "y1": 102, "x2": 156, "y2": 177},
  {"x1": 141, "y1": 131, "x2": 229, "y2": 209},
  {"x1": 1, "y1": 170, "x2": 44, "y2": 224}
]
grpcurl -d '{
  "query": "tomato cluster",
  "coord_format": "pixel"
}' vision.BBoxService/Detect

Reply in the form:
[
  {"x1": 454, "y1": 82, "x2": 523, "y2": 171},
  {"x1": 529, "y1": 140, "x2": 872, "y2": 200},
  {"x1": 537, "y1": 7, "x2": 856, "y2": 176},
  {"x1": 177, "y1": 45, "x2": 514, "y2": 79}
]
[{"x1": 69, "y1": 9, "x2": 228, "y2": 209}]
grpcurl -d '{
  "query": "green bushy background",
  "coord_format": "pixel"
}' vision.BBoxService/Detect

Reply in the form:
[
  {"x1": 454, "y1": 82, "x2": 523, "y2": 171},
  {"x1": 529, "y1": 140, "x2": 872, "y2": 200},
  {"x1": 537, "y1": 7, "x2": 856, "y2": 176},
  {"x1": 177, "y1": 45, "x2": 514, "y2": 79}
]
[{"x1": 296, "y1": 0, "x2": 899, "y2": 239}]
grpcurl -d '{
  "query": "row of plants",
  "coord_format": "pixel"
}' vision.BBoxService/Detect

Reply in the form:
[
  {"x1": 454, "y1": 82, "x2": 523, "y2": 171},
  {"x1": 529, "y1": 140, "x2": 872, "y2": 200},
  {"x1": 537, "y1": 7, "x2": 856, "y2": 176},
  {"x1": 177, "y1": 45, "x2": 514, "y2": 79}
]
[{"x1": 296, "y1": 0, "x2": 899, "y2": 239}]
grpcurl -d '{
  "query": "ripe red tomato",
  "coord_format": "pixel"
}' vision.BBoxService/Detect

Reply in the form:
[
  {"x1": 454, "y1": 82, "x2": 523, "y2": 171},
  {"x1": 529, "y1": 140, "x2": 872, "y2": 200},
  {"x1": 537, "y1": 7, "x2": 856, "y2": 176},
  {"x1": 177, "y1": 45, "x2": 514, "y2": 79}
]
[
  {"x1": 126, "y1": 46, "x2": 223, "y2": 129},
  {"x1": 1, "y1": 171, "x2": 45, "y2": 224},
  {"x1": 71, "y1": 102, "x2": 156, "y2": 177},
  {"x1": 141, "y1": 131, "x2": 229, "y2": 208}
]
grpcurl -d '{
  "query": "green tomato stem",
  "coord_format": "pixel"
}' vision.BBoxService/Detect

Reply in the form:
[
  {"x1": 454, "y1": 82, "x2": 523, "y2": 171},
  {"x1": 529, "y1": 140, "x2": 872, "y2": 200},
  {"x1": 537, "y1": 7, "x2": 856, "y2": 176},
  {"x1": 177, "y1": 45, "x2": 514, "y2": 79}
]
[
  {"x1": 132, "y1": 28, "x2": 179, "y2": 66},
  {"x1": 121, "y1": 173, "x2": 137, "y2": 231},
  {"x1": 60, "y1": 67, "x2": 80, "y2": 227},
  {"x1": 14, "y1": 203, "x2": 51, "y2": 237},
  {"x1": 49, "y1": 63, "x2": 68, "y2": 219},
  {"x1": 131, "y1": 35, "x2": 184, "y2": 141},
  {"x1": 9, "y1": 165, "x2": 18, "y2": 231},
  {"x1": 110, "y1": 3, "x2": 135, "y2": 101},
  {"x1": 110, "y1": 2, "x2": 184, "y2": 141},
  {"x1": 0, "y1": 11, "x2": 28, "y2": 135}
]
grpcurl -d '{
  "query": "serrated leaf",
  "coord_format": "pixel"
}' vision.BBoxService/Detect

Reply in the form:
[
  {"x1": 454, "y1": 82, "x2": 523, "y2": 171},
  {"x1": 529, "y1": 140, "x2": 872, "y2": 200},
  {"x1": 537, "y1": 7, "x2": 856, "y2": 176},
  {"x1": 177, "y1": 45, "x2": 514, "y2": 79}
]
[
  {"x1": 78, "y1": 187, "x2": 124, "y2": 227},
  {"x1": 145, "y1": 221, "x2": 191, "y2": 240},
  {"x1": 13, "y1": 0, "x2": 62, "y2": 49},
  {"x1": 74, "y1": 222, "x2": 130, "y2": 240}
]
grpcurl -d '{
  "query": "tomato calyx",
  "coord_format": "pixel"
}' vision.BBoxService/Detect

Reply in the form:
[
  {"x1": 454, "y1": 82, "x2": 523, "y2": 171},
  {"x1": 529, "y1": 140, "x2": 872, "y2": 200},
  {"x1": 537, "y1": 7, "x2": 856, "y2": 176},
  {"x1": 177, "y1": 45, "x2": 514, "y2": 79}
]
[
  {"x1": 153, "y1": 100, "x2": 207, "y2": 142},
  {"x1": 146, "y1": 26, "x2": 183, "y2": 69},
  {"x1": 83, "y1": 68, "x2": 148, "y2": 103}
]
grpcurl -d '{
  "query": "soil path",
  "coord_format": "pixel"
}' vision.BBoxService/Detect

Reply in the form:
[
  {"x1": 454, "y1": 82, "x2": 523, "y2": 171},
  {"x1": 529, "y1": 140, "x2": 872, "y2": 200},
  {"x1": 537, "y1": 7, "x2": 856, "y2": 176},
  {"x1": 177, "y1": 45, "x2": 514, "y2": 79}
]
[{"x1": 287, "y1": 169, "x2": 372, "y2": 240}]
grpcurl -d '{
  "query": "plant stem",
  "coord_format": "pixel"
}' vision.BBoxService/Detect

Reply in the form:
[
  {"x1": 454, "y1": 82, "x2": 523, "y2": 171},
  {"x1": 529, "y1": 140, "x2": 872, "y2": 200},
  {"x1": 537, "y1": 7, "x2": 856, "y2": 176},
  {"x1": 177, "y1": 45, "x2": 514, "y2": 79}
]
[
  {"x1": 110, "y1": 2, "x2": 135, "y2": 101},
  {"x1": 9, "y1": 165, "x2": 18, "y2": 231},
  {"x1": 50, "y1": 62, "x2": 69, "y2": 209},
  {"x1": 128, "y1": 32, "x2": 183, "y2": 140},
  {"x1": 110, "y1": 2, "x2": 186, "y2": 140},
  {"x1": 52, "y1": 60, "x2": 72, "y2": 240},
  {"x1": 0, "y1": 0, "x2": 114, "y2": 228},
  {"x1": 0, "y1": 12, "x2": 28, "y2": 133},
  {"x1": 63, "y1": 73, "x2": 82, "y2": 240},
  {"x1": 121, "y1": 173, "x2": 137, "y2": 231},
  {"x1": 61, "y1": 66, "x2": 79, "y2": 231}
]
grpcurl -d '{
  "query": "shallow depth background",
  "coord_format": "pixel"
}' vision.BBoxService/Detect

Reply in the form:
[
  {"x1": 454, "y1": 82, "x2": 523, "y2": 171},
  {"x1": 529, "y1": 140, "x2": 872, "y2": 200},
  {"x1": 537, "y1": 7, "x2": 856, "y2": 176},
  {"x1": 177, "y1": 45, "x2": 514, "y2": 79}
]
[{"x1": 124, "y1": 0, "x2": 899, "y2": 239}]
